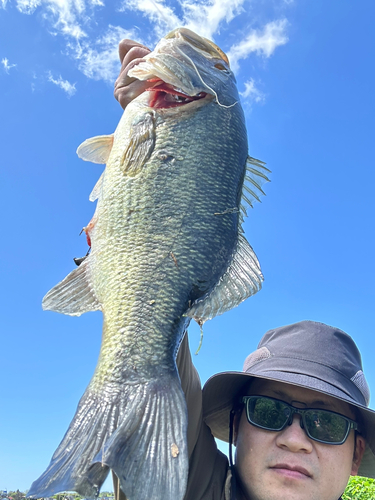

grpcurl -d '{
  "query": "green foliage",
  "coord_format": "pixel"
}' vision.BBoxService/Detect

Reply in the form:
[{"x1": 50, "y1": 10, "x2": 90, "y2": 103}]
[
  {"x1": 8, "y1": 490, "x2": 25, "y2": 500},
  {"x1": 52, "y1": 494, "x2": 83, "y2": 500},
  {"x1": 342, "y1": 476, "x2": 375, "y2": 500}
]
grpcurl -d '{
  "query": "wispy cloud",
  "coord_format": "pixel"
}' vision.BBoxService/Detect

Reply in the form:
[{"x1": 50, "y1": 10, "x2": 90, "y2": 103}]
[
  {"x1": 1, "y1": 57, "x2": 17, "y2": 73},
  {"x1": 14, "y1": 0, "x2": 99, "y2": 39},
  {"x1": 120, "y1": 0, "x2": 182, "y2": 38},
  {"x1": 70, "y1": 25, "x2": 138, "y2": 82},
  {"x1": 9, "y1": 1, "x2": 136, "y2": 82},
  {"x1": 182, "y1": 0, "x2": 246, "y2": 40},
  {"x1": 14, "y1": 0, "x2": 41, "y2": 15},
  {"x1": 1, "y1": 0, "x2": 8, "y2": 8},
  {"x1": 240, "y1": 78, "x2": 265, "y2": 103},
  {"x1": 48, "y1": 72, "x2": 77, "y2": 96},
  {"x1": 227, "y1": 19, "x2": 289, "y2": 72}
]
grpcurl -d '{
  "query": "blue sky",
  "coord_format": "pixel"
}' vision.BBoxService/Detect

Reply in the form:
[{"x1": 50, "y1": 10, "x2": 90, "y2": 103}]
[{"x1": 1, "y1": 0, "x2": 375, "y2": 492}]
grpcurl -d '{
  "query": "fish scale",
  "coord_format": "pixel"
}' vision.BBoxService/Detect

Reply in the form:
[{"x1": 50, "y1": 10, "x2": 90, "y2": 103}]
[{"x1": 28, "y1": 27, "x2": 269, "y2": 500}]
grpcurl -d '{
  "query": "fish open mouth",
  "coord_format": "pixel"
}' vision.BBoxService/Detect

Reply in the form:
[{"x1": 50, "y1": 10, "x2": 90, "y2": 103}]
[{"x1": 146, "y1": 79, "x2": 207, "y2": 109}]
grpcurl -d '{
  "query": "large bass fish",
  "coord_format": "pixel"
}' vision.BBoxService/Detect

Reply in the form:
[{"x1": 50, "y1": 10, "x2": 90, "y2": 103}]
[{"x1": 28, "y1": 27, "x2": 269, "y2": 500}]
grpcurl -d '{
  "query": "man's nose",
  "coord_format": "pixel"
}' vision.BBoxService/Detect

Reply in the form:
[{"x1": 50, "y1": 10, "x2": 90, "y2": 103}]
[{"x1": 275, "y1": 414, "x2": 313, "y2": 453}]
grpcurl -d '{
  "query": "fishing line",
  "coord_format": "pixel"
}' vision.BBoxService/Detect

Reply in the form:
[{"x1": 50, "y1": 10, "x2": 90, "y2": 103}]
[
  {"x1": 175, "y1": 45, "x2": 238, "y2": 109},
  {"x1": 148, "y1": 0, "x2": 174, "y2": 28}
]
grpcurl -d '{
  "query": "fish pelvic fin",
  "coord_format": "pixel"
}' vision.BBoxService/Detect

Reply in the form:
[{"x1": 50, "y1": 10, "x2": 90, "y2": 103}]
[
  {"x1": 42, "y1": 258, "x2": 101, "y2": 316},
  {"x1": 76, "y1": 134, "x2": 114, "y2": 164},
  {"x1": 89, "y1": 171, "x2": 104, "y2": 202},
  {"x1": 186, "y1": 233, "x2": 263, "y2": 323},
  {"x1": 27, "y1": 374, "x2": 188, "y2": 500}
]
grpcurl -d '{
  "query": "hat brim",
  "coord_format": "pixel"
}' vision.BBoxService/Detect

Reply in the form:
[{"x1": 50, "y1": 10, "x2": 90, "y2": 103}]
[{"x1": 202, "y1": 370, "x2": 375, "y2": 479}]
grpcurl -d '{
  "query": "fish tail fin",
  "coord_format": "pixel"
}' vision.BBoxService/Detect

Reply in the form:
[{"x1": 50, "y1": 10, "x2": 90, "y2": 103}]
[
  {"x1": 28, "y1": 373, "x2": 188, "y2": 500},
  {"x1": 103, "y1": 374, "x2": 188, "y2": 500}
]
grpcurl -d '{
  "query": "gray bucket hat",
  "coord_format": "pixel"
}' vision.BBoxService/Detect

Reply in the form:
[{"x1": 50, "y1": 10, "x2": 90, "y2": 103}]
[{"x1": 202, "y1": 320, "x2": 375, "y2": 479}]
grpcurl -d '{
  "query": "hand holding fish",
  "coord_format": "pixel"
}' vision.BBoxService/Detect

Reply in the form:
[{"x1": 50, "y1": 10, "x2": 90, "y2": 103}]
[{"x1": 114, "y1": 39, "x2": 151, "y2": 109}]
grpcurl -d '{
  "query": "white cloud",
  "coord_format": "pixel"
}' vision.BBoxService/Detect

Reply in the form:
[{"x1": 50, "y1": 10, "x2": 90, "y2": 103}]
[
  {"x1": 183, "y1": 0, "x2": 246, "y2": 40},
  {"x1": 227, "y1": 18, "x2": 289, "y2": 72},
  {"x1": 15, "y1": 0, "x2": 41, "y2": 14},
  {"x1": 119, "y1": 0, "x2": 182, "y2": 39},
  {"x1": 1, "y1": 0, "x2": 8, "y2": 8},
  {"x1": 119, "y1": 0, "x2": 246, "y2": 41},
  {"x1": 71, "y1": 25, "x2": 138, "y2": 82},
  {"x1": 48, "y1": 72, "x2": 77, "y2": 96},
  {"x1": 1, "y1": 57, "x2": 17, "y2": 73},
  {"x1": 14, "y1": 0, "x2": 99, "y2": 39},
  {"x1": 240, "y1": 78, "x2": 265, "y2": 103}
]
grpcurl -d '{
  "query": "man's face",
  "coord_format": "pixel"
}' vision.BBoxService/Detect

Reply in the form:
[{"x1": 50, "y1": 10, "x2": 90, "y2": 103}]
[{"x1": 234, "y1": 379, "x2": 365, "y2": 500}]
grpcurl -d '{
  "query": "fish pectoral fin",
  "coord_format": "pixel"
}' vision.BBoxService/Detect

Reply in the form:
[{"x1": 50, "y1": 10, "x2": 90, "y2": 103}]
[
  {"x1": 186, "y1": 233, "x2": 263, "y2": 323},
  {"x1": 42, "y1": 258, "x2": 101, "y2": 316},
  {"x1": 121, "y1": 112, "x2": 155, "y2": 176},
  {"x1": 89, "y1": 171, "x2": 104, "y2": 202},
  {"x1": 76, "y1": 134, "x2": 114, "y2": 164}
]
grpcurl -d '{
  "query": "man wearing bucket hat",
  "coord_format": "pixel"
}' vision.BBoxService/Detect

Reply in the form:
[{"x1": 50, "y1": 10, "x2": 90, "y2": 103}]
[
  {"x1": 197, "y1": 320, "x2": 374, "y2": 500},
  {"x1": 112, "y1": 40, "x2": 375, "y2": 500}
]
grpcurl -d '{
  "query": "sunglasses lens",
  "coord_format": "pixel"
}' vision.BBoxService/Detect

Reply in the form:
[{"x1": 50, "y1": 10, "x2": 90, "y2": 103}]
[
  {"x1": 244, "y1": 397, "x2": 352, "y2": 444},
  {"x1": 247, "y1": 397, "x2": 290, "y2": 431},
  {"x1": 304, "y1": 410, "x2": 349, "y2": 444}
]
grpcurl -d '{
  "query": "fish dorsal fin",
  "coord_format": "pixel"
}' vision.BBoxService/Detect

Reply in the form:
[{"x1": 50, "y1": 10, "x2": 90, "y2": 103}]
[
  {"x1": 121, "y1": 112, "x2": 155, "y2": 176},
  {"x1": 42, "y1": 258, "x2": 101, "y2": 316},
  {"x1": 185, "y1": 233, "x2": 263, "y2": 323},
  {"x1": 77, "y1": 134, "x2": 114, "y2": 164},
  {"x1": 89, "y1": 172, "x2": 104, "y2": 202},
  {"x1": 240, "y1": 156, "x2": 271, "y2": 216}
]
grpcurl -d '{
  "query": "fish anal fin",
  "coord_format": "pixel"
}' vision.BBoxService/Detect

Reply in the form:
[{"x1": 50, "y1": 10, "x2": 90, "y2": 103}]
[
  {"x1": 42, "y1": 258, "x2": 101, "y2": 317},
  {"x1": 77, "y1": 134, "x2": 114, "y2": 164},
  {"x1": 121, "y1": 112, "x2": 155, "y2": 176},
  {"x1": 186, "y1": 233, "x2": 263, "y2": 323}
]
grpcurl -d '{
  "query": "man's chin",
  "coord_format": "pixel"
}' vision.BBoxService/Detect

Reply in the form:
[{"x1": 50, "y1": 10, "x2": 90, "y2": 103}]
[{"x1": 238, "y1": 471, "x2": 315, "y2": 500}]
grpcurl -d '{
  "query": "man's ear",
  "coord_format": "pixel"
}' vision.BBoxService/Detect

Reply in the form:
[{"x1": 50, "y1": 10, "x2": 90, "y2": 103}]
[{"x1": 351, "y1": 434, "x2": 366, "y2": 476}]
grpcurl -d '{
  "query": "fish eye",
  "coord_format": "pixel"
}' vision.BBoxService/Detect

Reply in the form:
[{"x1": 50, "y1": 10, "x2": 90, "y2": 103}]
[{"x1": 214, "y1": 63, "x2": 229, "y2": 73}]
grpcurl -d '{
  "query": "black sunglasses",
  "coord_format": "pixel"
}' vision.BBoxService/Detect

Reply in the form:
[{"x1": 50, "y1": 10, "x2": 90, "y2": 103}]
[{"x1": 241, "y1": 395, "x2": 360, "y2": 445}]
